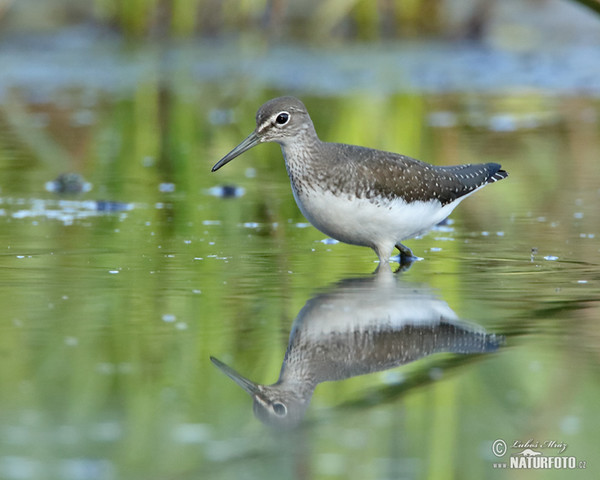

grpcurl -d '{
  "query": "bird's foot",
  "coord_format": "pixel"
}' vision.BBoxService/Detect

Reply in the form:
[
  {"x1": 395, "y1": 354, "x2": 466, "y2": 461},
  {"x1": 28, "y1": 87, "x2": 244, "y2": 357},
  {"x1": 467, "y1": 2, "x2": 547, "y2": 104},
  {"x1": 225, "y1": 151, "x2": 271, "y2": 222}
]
[
  {"x1": 395, "y1": 244, "x2": 420, "y2": 261},
  {"x1": 392, "y1": 243, "x2": 420, "y2": 272}
]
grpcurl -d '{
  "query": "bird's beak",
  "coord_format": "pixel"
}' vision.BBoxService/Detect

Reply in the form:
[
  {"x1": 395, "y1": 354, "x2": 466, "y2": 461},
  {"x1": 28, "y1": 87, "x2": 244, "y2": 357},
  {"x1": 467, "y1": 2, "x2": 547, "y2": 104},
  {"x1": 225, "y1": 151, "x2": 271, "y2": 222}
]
[
  {"x1": 211, "y1": 131, "x2": 260, "y2": 172},
  {"x1": 210, "y1": 356, "x2": 262, "y2": 397}
]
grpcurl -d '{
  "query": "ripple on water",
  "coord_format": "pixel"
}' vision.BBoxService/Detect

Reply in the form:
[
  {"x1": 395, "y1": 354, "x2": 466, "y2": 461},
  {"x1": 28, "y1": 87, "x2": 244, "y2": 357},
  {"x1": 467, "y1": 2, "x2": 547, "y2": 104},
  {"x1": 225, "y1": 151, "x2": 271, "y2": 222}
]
[{"x1": 7, "y1": 198, "x2": 132, "y2": 226}]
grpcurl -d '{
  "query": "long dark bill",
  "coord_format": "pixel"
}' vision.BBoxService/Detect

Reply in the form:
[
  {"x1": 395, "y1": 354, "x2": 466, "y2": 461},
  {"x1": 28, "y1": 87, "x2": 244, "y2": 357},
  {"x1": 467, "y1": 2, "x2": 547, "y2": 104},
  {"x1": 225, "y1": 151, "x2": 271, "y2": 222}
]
[
  {"x1": 210, "y1": 356, "x2": 262, "y2": 397},
  {"x1": 211, "y1": 131, "x2": 260, "y2": 172}
]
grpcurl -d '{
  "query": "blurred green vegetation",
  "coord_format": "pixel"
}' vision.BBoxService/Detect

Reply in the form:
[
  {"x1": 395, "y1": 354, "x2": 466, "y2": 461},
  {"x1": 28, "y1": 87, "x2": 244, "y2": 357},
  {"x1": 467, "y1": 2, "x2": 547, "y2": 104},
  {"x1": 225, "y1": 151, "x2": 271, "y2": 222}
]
[
  {"x1": 0, "y1": 0, "x2": 597, "y2": 42},
  {"x1": 1, "y1": 0, "x2": 599, "y2": 477},
  {"x1": 0, "y1": 0, "x2": 453, "y2": 40},
  {"x1": 1, "y1": 0, "x2": 598, "y2": 48},
  {"x1": 1, "y1": 78, "x2": 599, "y2": 478}
]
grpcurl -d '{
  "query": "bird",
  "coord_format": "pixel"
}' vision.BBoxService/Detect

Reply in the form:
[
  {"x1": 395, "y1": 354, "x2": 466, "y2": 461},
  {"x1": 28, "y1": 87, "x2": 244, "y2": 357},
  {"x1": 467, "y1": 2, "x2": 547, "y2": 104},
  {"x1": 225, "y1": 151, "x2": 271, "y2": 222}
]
[
  {"x1": 212, "y1": 96, "x2": 508, "y2": 265},
  {"x1": 211, "y1": 270, "x2": 504, "y2": 428}
]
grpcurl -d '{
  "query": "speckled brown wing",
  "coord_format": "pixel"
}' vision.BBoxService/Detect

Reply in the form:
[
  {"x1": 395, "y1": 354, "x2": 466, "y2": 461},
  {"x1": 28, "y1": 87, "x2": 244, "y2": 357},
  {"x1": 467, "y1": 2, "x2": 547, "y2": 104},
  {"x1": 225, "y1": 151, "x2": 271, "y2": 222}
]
[
  {"x1": 433, "y1": 163, "x2": 508, "y2": 205},
  {"x1": 328, "y1": 143, "x2": 507, "y2": 206}
]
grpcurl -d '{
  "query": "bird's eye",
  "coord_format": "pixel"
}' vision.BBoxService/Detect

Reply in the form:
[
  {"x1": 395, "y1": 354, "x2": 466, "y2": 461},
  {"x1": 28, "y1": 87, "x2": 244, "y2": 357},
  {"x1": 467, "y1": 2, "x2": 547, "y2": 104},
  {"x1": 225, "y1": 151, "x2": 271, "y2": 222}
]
[
  {"x1": 272, "y1": 402, "x2": 287, "y2": 416},
  {"x1": 275, "y1": 112, "x2": 289, "y2": 125}
]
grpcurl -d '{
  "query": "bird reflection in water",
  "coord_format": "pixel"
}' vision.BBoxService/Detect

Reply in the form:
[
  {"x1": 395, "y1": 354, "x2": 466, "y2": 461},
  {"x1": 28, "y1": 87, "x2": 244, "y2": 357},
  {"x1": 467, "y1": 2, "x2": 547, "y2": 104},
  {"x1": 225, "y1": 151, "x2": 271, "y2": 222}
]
[{"x1": 211, "y1": 270, "x2": 503, "y2": 428}]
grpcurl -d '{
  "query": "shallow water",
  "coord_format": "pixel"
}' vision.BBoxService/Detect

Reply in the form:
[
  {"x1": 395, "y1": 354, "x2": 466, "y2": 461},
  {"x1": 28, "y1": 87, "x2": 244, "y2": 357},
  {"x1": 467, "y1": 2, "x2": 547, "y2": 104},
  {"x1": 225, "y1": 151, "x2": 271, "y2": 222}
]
[{"x1": 1, "y1": 37, "x2": 600, "y2": 479}]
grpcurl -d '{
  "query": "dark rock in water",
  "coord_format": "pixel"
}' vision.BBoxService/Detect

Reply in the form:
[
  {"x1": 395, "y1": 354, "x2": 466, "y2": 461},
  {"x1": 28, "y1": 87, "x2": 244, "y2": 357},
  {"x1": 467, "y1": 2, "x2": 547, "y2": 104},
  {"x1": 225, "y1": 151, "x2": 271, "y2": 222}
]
[
  {"x1": 45, "y1": 174, "x2": 132, "y2": 212},
  {"x1": 45, "y1": 173, "x2": 92, "y2": 194}
]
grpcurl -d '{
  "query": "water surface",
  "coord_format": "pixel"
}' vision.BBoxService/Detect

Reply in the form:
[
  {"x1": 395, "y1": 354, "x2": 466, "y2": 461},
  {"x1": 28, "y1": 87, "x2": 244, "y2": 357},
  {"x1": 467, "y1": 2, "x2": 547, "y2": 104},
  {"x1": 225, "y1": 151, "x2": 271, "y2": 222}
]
[{"x1": 1, "y1": 37, "x2": 599, "y2": 480}]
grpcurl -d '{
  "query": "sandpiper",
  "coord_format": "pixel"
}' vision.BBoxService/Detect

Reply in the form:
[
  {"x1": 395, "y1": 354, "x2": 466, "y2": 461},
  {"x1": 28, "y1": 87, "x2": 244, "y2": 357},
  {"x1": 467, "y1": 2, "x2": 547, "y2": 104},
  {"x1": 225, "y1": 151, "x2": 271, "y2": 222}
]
[
  {"x1": 212, "y1": 96, "x2": 508, "y2": 264},
  {"x1": 211, "y1": 270, "x2": 503, "y2": 428}
]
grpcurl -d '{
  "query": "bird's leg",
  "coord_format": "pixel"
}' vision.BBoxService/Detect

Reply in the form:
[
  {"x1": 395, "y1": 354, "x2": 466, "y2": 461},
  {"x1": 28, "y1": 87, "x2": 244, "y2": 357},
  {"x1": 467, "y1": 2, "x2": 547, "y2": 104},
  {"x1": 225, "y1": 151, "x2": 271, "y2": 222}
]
[
  {"x1": 393, "y1": 243, "x2": 419, "y2": 273},
  {"x1": 395, "y1": 243, "x2": 418, "y2": 271},
  {"x1": 395, "y1": 243, "x2": 414, "y2": 260}
]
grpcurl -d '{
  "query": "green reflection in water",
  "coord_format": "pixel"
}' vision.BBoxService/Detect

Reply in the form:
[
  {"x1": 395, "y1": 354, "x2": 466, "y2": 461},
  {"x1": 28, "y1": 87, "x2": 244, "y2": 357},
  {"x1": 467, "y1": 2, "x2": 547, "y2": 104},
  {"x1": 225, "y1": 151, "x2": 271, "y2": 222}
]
[{"x1": 0, "y1": 83, "x2": 599, "y2": 479}]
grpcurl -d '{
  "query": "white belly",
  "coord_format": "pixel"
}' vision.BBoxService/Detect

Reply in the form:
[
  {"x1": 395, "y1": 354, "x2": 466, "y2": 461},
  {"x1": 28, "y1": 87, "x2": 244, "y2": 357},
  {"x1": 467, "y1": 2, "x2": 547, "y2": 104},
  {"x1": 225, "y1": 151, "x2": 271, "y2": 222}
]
[{"x1": 293, "y1": 187, "x2": 461, "y2": 250}]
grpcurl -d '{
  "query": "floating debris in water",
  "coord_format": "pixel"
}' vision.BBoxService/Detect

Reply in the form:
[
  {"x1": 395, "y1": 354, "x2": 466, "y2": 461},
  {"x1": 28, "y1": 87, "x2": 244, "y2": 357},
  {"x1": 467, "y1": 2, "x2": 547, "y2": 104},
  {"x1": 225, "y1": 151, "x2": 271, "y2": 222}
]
[
  {"x1": 242, "y1": 222, "x2": 260, "y2": 228},
  {"x1": 162, "y1": 314, "x2": 176, "y2": 323},
  {"x1": 430, "y1": 247, "x2": 443, "y2": 252},
  {"x1": 544, "y1": 255, "x2": 559, "y2": 261},
  {"x1": 45, "y1": 173, "x2": 92, "y2": 194},
  {"x1": 207, "y1": 185, "x2": 245, "y2": 198},
  {"x1": 320, "y1": 238, "x2": 339, "y2": 245},
  {"x1": 573, "y1": 212, "x2": 584, "y2": 219}
]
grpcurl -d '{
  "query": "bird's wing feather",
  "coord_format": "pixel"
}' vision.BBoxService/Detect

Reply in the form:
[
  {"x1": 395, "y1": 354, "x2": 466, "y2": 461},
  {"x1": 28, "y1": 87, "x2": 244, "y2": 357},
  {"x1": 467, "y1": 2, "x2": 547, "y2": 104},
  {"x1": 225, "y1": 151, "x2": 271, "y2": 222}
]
[{"x1": 327, "y1": 143, "x2": 507, "y2": 205}]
